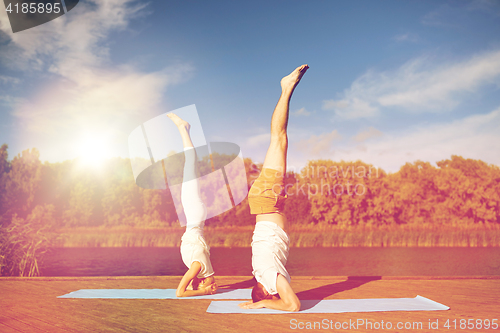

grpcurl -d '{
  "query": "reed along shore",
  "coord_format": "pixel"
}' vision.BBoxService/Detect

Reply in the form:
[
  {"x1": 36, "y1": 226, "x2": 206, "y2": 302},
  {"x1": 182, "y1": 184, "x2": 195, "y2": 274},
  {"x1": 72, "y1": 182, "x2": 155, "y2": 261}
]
[{"x1": 55, "y1": 224, "x2": 500, "y2": 247}]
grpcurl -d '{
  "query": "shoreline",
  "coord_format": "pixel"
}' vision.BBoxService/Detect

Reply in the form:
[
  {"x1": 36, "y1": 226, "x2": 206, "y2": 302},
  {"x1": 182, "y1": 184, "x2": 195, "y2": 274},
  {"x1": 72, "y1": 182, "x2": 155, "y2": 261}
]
[{"x1": 54, "y1": 225, "x2": 500, "y2": 247}]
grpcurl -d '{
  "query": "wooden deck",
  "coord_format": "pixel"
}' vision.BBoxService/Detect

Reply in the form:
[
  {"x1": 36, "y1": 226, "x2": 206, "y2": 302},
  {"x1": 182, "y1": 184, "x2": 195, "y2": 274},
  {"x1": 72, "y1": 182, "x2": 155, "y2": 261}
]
[{"x1": 1, "y1": 276, "x2": 499, "y2": 332}]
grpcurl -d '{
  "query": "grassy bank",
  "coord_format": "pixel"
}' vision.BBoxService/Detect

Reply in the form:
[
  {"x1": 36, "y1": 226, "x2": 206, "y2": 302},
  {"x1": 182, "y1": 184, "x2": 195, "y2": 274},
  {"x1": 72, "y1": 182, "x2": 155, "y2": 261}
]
[
  {"x1": 54, "y1": 226, "x2": 254, "y2": 247},
  {"x1": 55, "y1": 224, "x2": 500, "y2": 247},
  {"x1": 290, "y1": 224, "x2": 500, "y2": 247}
]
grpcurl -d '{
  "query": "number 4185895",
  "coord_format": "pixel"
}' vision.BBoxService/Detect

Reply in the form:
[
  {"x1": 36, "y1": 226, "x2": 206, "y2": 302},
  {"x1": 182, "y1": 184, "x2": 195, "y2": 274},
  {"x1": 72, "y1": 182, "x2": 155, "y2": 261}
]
[
  {"x1": 5, "y1": 2, "x2": 61, "y2": 14},
  {"x1": 444, "y1": 319, "x2": 498, "y2": 330}
]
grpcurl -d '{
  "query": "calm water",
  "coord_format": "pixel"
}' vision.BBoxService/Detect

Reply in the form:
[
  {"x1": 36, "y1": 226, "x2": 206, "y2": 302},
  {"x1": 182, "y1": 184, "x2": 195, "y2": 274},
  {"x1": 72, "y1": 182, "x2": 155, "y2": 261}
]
[{"x1": 41, "y1": 247, "x2": 500, "y2": 277}]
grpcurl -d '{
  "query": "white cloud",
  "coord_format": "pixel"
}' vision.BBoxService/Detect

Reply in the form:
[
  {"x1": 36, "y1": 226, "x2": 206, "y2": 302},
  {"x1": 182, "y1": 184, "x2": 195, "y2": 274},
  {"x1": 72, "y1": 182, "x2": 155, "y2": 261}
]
[
  {"x1": 293, "y1": 107, "x2": 311, "y2": 116},
  {"x1": 12, "y1": 64, "x2": 192, "y2": 158},
  {"x1": 0, "y1": 0, "x2": 146, "y2": 76},
  {"x1": 245, "y1": 108, "x2": 500, "y2": 174},
  {"x1": 323, "y1": 97, "x2": 378, "y2": 119},
  {"x1": 322, "y1": 50, "x2": 500, "y2": 119},
  {"x1": 316, "y1": 108, "x2": 500, "y2": 172},
  {"x1": 0, "y1": 0, "x2": 193, "y2": 162},
  {"x1": 468, "y1": 0, "x2": 500, "y2": 16},
  {"x1": 246, "y1": 133, "x2": 270, "y2": 148},
  {"x1": 393, "y1": 33, "x2": 419, "y2": 43},
  {"x1": 0, "y1": 75, "x2": 21, "y2": 85},
  {"x1": 352, "y1": 127, "x2": 383, "y2": 142},
  {"x1": 421, "y1": 4, "x2": 462, "y2": 27},
  {"x1": 422, "y1": 1, "x2": 500, "y2": 27},
  {"x1": 295, "y1": 130, "x2": 342, "y2": 157},
  {"x1": 0, "y1": 95, "x2": 24, "y2": 108}
]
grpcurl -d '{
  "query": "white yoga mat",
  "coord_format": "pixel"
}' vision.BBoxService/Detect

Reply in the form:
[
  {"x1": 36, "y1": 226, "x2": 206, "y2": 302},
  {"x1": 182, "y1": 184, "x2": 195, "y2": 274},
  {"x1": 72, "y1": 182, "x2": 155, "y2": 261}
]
[
  {"x1": 58, "y1": 288, "x2": 251, "y2": 299},
  {"x1": 206, "y1": 295, "x2": 449, "y2": 314}
]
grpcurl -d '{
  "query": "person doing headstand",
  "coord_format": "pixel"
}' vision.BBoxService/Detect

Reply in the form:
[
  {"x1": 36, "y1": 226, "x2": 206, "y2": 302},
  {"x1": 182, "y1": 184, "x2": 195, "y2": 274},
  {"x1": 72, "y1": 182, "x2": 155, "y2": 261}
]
[
  {"x1": 239, "y1": 64, "x2": 309, "y2": 312},
  {"x1": 168, "y1": 113, "x2": 218, "y2": 297}
]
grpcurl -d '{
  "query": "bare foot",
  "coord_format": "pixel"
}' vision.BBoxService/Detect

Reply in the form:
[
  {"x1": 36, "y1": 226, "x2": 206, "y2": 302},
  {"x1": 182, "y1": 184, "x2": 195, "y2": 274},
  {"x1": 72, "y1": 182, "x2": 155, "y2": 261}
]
[
  {"x1": 280, "y1": 64, "x2": 309, "y2": 91},
  {"x1": 167, "y1": 113, "x2": 191, "y2": 132}
]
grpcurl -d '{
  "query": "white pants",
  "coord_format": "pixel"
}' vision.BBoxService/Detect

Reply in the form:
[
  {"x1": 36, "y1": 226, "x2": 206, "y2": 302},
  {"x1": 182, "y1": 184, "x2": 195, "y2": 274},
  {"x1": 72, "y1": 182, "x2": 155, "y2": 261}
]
[
  {"x1": 179, "y1": 147, "x2": 213, "y2": 278},
  {"x1": 182, "y1": 147, "x2": 207, "y2": 229}
]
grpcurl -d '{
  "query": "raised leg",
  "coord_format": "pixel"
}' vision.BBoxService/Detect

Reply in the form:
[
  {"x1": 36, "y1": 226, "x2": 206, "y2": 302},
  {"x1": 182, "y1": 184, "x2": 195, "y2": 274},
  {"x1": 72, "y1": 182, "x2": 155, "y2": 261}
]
[
  {"x1": 256, "y1": 65, "x2": 309, "y2": 229},
  {"x1": 167, "y1": 113, "x2": 206, "y2": 228},
  {"x1": 262, "y1": 64, "x2": 309, "y2": 173}
]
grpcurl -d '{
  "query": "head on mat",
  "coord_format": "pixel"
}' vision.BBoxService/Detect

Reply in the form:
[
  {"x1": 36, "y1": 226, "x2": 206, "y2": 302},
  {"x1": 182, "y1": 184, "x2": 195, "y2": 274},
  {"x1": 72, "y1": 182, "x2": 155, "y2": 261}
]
[
  {"x1": 188, "y1": 275, "x2": 216, "y2": 291},
  {"x1": 252, "y1": 282, "x2": 280, "y2": 302}
]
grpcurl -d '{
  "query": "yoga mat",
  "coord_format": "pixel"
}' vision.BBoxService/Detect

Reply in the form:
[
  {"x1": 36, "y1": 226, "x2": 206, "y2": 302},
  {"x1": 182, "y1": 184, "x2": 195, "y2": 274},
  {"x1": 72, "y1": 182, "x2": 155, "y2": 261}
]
[
  {"x1": 206, "y1": 295, "x2": 449, "y2": 314},
  {"x1": 58, "y1": 288, "x2": 251, "y2": 299}
]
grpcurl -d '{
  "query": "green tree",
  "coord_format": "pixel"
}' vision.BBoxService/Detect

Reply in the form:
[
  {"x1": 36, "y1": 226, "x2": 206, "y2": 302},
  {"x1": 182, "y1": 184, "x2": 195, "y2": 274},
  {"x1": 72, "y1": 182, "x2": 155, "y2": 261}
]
[
  {"x1": 101, "y1": 158, "x2": 142, "y2": 226},
  {"x1": 436, "y1": 156, "x2": 500, "y2": 224},
  {"x1": 2, "y1": 149, "x2": 43, "y2": 221},
  {"x1": 302, "y1": 160, "x2": 384, "y2": 226},
  {"x1": 141, "y1": 188, "x2": 172, "y2": 227},
  {"x1": 282, "y1": 171, "x2": 312, "y2": 225},
  {"x1": 392, "y1": 161, "x2": 439, "y2": 225},
  {"x1": 0, "y1": 144, "x2": 11, "y2": 226},
  {"x1": 63, "y1": 177, "x2": 96, "y2": 227}
]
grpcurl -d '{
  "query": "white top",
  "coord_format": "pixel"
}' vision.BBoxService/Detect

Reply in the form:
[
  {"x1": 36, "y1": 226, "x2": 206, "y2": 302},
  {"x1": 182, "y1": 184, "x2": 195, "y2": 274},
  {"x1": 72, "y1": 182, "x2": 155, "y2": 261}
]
[
  {"x1": 180, "y1": 227, "x2": 214, "y2": 278},
  {"x1": 251, "y1": 221, "x2": 291, "y2": 295}
]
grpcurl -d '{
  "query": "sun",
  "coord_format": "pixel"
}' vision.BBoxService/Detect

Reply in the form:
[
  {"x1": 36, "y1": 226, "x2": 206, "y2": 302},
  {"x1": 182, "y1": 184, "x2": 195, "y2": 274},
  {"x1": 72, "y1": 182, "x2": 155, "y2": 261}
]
[{"x1": 76, "y1": 133, "x2": 111, "y2": 168}]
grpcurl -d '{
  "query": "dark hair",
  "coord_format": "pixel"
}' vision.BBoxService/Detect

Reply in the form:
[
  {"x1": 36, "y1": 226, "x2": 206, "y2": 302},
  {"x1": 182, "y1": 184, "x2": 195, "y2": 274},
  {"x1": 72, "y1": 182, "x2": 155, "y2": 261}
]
[{"x1": 252, "y1": 282, "x2": 279, "y2": 302}]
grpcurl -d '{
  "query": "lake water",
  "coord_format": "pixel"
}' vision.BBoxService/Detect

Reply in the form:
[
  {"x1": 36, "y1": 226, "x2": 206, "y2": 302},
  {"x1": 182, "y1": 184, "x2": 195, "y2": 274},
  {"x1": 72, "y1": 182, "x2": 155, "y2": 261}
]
[{"x1": 41, "y1": 247, "x2": 500, "y2": 277}]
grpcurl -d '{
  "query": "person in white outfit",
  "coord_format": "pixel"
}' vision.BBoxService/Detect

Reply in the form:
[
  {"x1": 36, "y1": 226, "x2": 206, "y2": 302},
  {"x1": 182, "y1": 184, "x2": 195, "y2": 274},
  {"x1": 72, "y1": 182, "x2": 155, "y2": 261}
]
[
  {"x1": 168, "y1": 113, "x2": 218, "y2": 297},
  {"x1": 239, "y1": 64, "x2": 309, "y2": 312}
]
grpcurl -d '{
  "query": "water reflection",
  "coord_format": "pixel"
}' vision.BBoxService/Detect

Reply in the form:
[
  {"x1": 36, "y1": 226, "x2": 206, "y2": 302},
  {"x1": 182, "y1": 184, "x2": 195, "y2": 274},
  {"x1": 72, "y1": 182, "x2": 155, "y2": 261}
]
[{"x1": 41, "y1": 247, "x2": 500, "y2": 277}]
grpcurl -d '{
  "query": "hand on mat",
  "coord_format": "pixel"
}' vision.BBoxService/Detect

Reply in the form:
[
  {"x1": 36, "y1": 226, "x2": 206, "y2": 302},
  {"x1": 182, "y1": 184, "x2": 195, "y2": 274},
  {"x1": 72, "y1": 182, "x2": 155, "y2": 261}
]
[
  {"x1": 238, "y1": 301, "x2": 265, "y2": 309},
  {"x1": 186, "y1": 281, "x2": 194, "y2": 290},
  {"x1": 204, "y1": 283, "x2": 218, "y2": 295}
]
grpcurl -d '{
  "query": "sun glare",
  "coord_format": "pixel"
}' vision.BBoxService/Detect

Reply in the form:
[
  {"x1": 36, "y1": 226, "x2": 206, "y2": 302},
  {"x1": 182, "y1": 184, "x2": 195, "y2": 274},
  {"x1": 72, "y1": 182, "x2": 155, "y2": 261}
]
[{"x1": 77, "y1": 133, "x2": 111, "y2": 168}]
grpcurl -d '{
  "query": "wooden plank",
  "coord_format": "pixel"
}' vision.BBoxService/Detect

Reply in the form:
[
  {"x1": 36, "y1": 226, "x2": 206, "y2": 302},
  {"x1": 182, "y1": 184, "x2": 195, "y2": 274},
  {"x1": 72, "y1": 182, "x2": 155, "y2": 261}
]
[
  {"x1": 1, "y1": 276, "x2": 499, "y2": 332},
  {"x1": 13, "y1": 312, "x2": 78, "y2": 333},
  {"x1": 0, "y1": 323, "x2": 23, "y2": 333},
  {"x1": 0, "y1": 315, "x2": 48, "y2": 332}
]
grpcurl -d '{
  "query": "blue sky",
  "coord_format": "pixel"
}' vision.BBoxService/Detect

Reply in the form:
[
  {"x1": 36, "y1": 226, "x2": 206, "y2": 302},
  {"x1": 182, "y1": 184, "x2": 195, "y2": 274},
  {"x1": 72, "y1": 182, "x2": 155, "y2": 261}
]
[{"x1": 1, "y1": 0, "x2": 500, "y2": 172}]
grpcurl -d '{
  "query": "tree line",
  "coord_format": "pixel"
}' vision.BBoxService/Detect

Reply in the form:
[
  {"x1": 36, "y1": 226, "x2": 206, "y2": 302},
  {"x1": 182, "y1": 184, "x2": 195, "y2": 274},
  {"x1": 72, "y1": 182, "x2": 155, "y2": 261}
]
[
  {"x1": 1, "y1": 144, "x2": 499, "y2": 230},
  {"x1": 1, "y1": 143, "x2": 500, "y2": 275}
]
